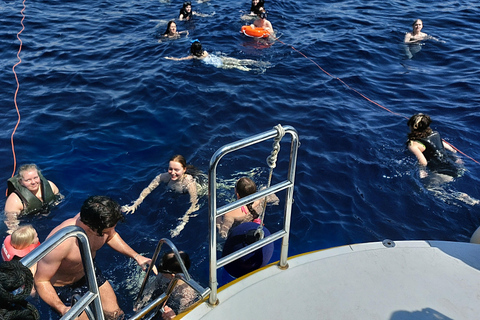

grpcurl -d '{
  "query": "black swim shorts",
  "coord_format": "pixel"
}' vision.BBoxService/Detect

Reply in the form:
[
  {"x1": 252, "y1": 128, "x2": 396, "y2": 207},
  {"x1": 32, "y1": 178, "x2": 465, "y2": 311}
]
[{"x1": 53, "y1": 261, "x2": 107, "y2": 307}]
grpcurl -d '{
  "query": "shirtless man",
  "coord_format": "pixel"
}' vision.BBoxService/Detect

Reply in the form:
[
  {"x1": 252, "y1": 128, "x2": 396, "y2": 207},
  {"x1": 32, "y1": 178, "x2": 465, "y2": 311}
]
[
  {"x1": 251, "y1": 8, "x2": 274, "y2": 34},
  {"x1": 4, "y1": 164, "x2": 60, "y2": 234},
  {"x1": 35, "y1": 195, "x2": 154, "y2": 319}
]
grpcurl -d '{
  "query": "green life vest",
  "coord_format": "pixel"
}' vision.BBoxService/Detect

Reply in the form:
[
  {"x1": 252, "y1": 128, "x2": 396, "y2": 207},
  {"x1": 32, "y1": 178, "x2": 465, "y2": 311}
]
[{"x1": 7, "y1": 171, "x2": 57, "y2": 215}]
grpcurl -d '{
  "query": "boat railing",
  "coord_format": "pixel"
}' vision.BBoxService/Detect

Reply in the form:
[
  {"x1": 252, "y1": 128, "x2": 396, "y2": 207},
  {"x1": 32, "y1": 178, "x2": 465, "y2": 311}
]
[
  {"x1": 21, "y1": 225, "x2": 104, "y2": 320},
  {"x1": 208, "y1": 125, "x2": 299, "y2": 305},
  {"x1": 134, "y1": 238, "x2": 210, "y2": 318}
]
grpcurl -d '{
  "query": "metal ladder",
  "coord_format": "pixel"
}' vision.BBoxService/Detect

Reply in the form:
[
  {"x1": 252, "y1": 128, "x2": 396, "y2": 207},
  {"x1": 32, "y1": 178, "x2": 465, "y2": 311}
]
[{"x1": 207, "y1": 125, "x2": 299, "y2": 305}]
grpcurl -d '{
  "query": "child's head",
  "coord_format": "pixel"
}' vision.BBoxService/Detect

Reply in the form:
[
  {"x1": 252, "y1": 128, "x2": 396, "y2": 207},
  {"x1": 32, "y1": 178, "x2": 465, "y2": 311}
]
[
  {"x1": 11, "y1": 225, "x2": 39, "y2": 250},
  {"x1": 235, "y1": 177, "x2": 257, "y2": 199},
  {"x1": 2, "y1": 225, "x2": 40, "y2": 261},
  {"x1": 159, "y1": 251, "x2": 190, "y2": 274}
]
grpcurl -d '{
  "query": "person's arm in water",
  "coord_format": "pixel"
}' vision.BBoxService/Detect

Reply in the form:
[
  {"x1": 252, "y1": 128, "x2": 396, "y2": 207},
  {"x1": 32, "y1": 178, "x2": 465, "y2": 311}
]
[
  {"x1": 106, "y1": 231, "x2": 157, "y2": 273},
  {"x1": 184, "y1": 175, "x2": 199, "y2": 215},
  {"x1": 4, "y1": 193, "x2": 24, "y2": 234},
  {"x1": 165, "y1": 55, "x2": 194, "y2": 61},
  {"x1": 408, "y1": 140, "x2": 429, "y2": 178},
  {"x1": 122, "y1": 174, "x2": 164, "y2": 214}
]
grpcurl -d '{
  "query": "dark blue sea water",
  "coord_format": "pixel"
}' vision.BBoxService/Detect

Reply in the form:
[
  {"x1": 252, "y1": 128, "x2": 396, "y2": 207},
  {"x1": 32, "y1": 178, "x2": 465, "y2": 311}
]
[{"x1": 1, "y1": 0, "x2": 480, "y2": 317}]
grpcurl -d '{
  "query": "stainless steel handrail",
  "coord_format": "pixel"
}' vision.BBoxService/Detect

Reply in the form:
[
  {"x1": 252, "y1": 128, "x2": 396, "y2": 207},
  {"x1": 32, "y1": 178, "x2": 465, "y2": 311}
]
[
  {"x1": 21, "y1": 225, "x2": 104, "y2": 320},
  {"x1": 208, "y1": 125, "x2": 299, "y2": 305}
]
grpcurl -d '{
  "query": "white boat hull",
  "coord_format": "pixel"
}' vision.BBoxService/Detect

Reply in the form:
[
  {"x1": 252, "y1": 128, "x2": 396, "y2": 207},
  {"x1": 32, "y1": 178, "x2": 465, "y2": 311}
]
[{"x1": 182, "y1": 240, "x2": 480, "y2": 320}]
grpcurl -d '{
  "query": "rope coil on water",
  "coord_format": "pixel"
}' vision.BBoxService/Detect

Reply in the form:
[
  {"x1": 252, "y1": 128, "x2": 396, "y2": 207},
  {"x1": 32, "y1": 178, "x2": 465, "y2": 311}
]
[{"x1": 255, "y1": 124, "x2": 285, "y2": 239}]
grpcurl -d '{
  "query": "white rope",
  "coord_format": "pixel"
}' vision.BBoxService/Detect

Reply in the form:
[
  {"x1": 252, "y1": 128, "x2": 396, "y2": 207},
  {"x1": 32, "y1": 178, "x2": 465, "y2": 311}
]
[{"x1": 256, "y1": 124, "x2": 285, "y2": 239}]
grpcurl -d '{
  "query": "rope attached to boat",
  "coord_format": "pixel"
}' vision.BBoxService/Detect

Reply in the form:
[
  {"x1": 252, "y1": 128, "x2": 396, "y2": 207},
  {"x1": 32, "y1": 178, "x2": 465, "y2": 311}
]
[
  {"x1": 275, "y1": 37, "x2": 479, "y2": 165},
  {"x1": 255, "y1": 124, "x2": 285, "y2": 239}
]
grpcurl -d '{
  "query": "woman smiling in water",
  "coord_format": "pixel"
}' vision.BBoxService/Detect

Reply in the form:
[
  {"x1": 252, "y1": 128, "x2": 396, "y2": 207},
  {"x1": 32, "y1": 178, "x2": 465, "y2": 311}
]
[
  {"x1": 122, "y1": 155, "x2": 199, "y2": 236},
  {"x1": 162, "y1": 21, "x2": 189, "y2": 39}
]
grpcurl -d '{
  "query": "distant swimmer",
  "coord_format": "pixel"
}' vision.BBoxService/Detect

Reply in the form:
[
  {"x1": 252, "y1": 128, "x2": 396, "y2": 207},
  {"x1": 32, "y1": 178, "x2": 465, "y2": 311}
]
[
  {"x1": 241, "y1": 0, "x2": 265, "y2": 20},
  {"x1": 162, "y1": 21, "x2": 189, "y2": 39},
  {"x1": 404, "y1": 19, "x2": 430, "y2": 44},
  {"x1": 406, "y1": 113, "x2": 478, "y2": 205},
  {"x1": 4, "y1": 164, "x2": 62, "y2": 234},
  {"x1": 165, "y1": 40, "x2": 267, "y2": 72},
  {"x1": 251, "y1": 8, "x2": 274, "y2": 36},
  {"x1": 250, "y1": 0, "x2": 265, "y2": 15},
  {"x1": 178, "y1": 1, "x2": 213, "y2": 21}
]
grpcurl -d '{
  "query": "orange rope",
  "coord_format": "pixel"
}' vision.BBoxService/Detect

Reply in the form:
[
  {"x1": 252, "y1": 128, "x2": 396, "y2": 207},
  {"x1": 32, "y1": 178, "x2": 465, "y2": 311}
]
[
  {"x1": 276, "y1": 38, "x2": 479, "y2": 165},
  {"x1": 8, "y1": 0, "x2": 27, "y2": 196}
]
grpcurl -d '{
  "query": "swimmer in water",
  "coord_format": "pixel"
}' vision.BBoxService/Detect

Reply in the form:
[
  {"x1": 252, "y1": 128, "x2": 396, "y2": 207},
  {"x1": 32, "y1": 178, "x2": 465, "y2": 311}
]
[
  {"x1": 165, "y1": 40, "x2": 267, "y2": 72},
  {"x1": 217, "y1": 177, "x2": 279, "y2": 239},
  {"x1": 404, "y1": 19, "x2": 430, "y2": 44},
  {"x1": 403, "y1": 19, "x2": 443, "y2": 58},
  {"x1": 251, "y1": 8, "x2": 274, "y2": 35},
  {"x1": 122, "y1": 155, "x2": 199, "y2": 237},
  {"x1": 250, "y1": 0, "x2": 265, "y2": 15},
  {"x1": 406, "y1": 113, "x2": 478, "y2": 205},
  {"x1": 162, "y1": 21, "x2": 189, "y2": 39},
  {"x1": 178, "y1": 2, "x2": 213, "y2": 21}
]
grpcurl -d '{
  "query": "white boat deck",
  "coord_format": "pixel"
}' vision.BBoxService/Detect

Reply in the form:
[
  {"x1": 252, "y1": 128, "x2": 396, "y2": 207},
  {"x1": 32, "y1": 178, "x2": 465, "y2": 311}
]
[{"x1": 182, "y1": 240, "x2": 480, "y2": 320}]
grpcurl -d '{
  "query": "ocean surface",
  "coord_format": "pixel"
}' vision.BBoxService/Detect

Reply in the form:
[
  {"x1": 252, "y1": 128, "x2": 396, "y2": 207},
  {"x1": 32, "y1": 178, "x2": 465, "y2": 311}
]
[{"x1": 1, "y1": 0, "x2": 480, "y2": 317}]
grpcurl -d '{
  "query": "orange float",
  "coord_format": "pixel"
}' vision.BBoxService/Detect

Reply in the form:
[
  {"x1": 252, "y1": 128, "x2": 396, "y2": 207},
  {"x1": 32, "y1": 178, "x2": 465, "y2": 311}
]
[{"x1": 241, "y1": 25, "x2": 270, "y2": 38}]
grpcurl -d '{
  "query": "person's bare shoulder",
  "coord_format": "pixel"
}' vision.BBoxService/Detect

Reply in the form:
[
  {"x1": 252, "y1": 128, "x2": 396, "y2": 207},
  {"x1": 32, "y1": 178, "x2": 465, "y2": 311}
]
[
  {"x1": 4, "y1": 192, "x2": 24, "y2": 213},
  {"x1": 46, "y1": 214, "x2": 79, "y2": 239}
]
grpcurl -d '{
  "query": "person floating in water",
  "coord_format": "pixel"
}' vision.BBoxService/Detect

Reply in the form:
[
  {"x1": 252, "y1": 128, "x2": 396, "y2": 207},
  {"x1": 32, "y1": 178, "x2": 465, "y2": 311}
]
[
  {"x1": 162, "y1": 21, "x2": 189, "y2": 39},
  {"x1": 241, "y1": 0, "x2": 265, "y2": 20},
  {"x1": 406, "y1": 113, "x2": 478, "y2": 205},
  {"x1": 251, "y1": 8, "x2": 274, "y2": 36},
  {"x1": 403, "y1": 19, "x2": 443, "y2": 58},
  {"x1": 165, "y1": 40, "x2": 266, "y2": 72},
  {"x1": 250, "y1": 0, "x2": 265, "y2": 15},
  {"x1": 4, "y1": 164, "x2": 62, "y2": 234},
  {"x1": 178, "y1": 2, "x2": 213, "y2": 21},
  {"x1": 122, "y1": 155, "x2": 199, "y2": 237},
  {"x1": 217, "y1": 177, "x2": 279, "y2": 239},
  {"x1": 407, "y1": 113, "x2": 461, "y2": 179}
]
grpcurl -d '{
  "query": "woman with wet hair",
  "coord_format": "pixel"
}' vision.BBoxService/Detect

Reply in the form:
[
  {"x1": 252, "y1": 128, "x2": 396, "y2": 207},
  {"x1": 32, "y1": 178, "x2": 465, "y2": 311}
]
[
  {"x1": 407, "y1": 113, "x2": 460, "y2": 178},
  {"x1": 162, "y1": 21, "x2": 188, "y2": 38},
  {"x1": 250, "y1": 0, "x2": 265, "y2": 15}
]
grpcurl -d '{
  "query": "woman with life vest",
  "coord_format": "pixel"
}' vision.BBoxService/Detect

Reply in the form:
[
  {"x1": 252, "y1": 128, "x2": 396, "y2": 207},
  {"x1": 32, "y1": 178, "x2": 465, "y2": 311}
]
[
  {"x1": 407, "y1": 113, "x2": 462, "y2": 179},
  {"x1": 4, "y1": 164, "x2": 61, "y2": 234}
]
